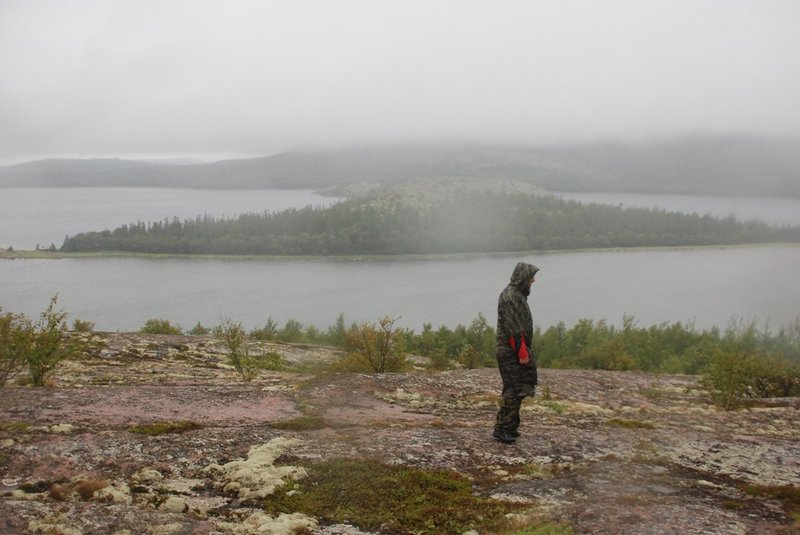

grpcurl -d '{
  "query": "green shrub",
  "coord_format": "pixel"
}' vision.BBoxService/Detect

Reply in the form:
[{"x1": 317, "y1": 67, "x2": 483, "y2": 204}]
[
  {"x1": 341, "y1": 316, "x2": 407, "y2": 373},
  {"x1": 748, "y1": 355, "x2": 800, "y2": 398},
  {"x1": 139, "y1": 318, "x2": 183, "y2": 335},
  {"x1": 278, "y1": 318, "x2": 304, "y2": 342},
  {"x1": 27, "y1": 296, "x2": 72, "y2": 386},
  {"x1": 428, "y1": 349, "x2": 453, "y2": 371},
  {"x1": 457, "y1": 343, "x2": 482, "y2": 369},
  {"x1": 217, "y1": 319, "x2": 258, "y2": 381},
  {"x1": 4, "y1": 296, "x2": 79, "y2": 386},
  {"x1": 253, "y1": 351, "x2": 285, "y2": 371},
  {"x1": 188, "y1": 322, "x2": 211, "y2": 335},
  {"x1": 71, "y1": 319, "x2": 95, "y2": 332},
  {"x1": 701, "y1": 348, "x2": 760, "y2": 410},
  {"x1": 249, "y1": 317, "x2": 278, "y2": 340},
  {"x1": 325, "y1": 313, "x2": 347, "y2": 347}
]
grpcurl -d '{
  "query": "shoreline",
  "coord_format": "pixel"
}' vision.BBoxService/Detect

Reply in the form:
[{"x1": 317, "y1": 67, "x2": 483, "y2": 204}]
[{"x1": 1, "y1": 241, "x2": 798, "y2": 261}]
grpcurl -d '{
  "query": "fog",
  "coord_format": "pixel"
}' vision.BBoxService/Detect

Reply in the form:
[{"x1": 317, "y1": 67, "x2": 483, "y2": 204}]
[{"x1": 1, "y1": 0, "x2": 799, "y2": 164}]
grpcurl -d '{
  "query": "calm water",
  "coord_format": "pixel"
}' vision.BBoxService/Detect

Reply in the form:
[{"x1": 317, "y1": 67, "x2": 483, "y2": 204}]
[
  {"x1": 1, "y1": 246, "x2": 798, "y2": 333},
  {"x1": 1, "y1": 188, "x2": 798, "y2": 332}
]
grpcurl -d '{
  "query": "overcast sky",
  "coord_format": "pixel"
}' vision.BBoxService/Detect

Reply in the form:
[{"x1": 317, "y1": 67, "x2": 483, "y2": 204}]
[{"x1": 1, "y1": 0, "x2": 799, "y2": 164}]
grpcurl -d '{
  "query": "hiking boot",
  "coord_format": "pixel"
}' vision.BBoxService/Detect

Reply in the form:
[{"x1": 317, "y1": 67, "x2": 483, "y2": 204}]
[
  {"x1": 509, "y1": 429, "x2": 521, "y2": 438},
  {"x1": 493, "y1": 429, "x2": 516, "y2": 444}
]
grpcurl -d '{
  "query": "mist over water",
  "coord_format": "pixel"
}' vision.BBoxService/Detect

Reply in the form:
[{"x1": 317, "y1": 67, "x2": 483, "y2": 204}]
[
  {"x1": 553, "y1": 192, "x2": 800, "y2": 226},
  {"x1": 2, "y1": 189, "x2": 798, "y2": 333},
  {"x1": 1, "y1": 245, "x2": 797, "y2": 333}
]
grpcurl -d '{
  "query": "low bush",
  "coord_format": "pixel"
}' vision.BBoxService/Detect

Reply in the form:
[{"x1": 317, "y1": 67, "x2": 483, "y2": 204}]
[
  {"x1": 1, "y1": 296, "x2": 80, "y2": 386},
  {"x1": 249, "y1": 317, "x2": 278, "y2": 341},
  {"x1": 457, "y1": 343, "x2": 482, "y2": 369},
  {"x1": 341, "y1": 316, "x2": 407, "y2": 373},
  {"x1": 701, "y1": 348, "x2": 759, "y2": 410},
  {"x1": 187, "y1": 322, "x2": 211, "y2": 335},
  {"x1": 71, "y1": 319, "x2": 95, "y2": 332},
  {"x1": 139, "y1": 318, "x2": 183, "y2": 335}
]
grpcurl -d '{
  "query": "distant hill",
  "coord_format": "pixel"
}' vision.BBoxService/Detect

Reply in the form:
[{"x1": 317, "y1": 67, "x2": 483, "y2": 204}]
[{"x1": 1, "y1": 135, "x2": 798, "y2": 196}]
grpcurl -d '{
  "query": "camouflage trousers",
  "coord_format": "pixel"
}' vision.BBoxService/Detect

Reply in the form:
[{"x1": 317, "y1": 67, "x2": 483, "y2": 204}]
[
  {"x1": 494, "y1": 347, "x2": 537, "y2": 433},
  {"x1": 494, "y1": 386, "x2": 534, "y2": 433}
]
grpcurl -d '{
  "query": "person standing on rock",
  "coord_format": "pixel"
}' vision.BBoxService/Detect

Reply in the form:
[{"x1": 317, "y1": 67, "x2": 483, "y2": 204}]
[{"x1": 493, "y1": 261, "x2": 539, "y2": 444}]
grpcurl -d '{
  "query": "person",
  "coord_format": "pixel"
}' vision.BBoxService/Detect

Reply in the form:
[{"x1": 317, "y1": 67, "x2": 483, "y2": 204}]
[{"x1": 493, "y1": 261, "x2": 539, "y2": 444}]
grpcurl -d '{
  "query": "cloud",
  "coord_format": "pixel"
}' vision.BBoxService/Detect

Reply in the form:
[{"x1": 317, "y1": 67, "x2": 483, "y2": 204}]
[{"x1": 1, "y1": 0, "x2": 799, "y2": 162}]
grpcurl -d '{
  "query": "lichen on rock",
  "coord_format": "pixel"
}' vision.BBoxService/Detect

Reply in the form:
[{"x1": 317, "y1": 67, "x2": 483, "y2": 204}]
[
  {"x1": 215, "y1": 511, "x2": 317, "y2": 535},
  {"x1": 205, "y1": 436, "x2": 307, "y2": 500}
]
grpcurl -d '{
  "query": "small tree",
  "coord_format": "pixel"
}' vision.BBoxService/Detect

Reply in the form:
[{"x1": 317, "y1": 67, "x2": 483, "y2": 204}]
[
  {"x1": 249, "y1": 317, "x2": 278, "y2": 340},
  {"x1": 701, "y1": 347, "x2": 759, "y2": 410},
  {"x1": 26, "y1": 295, "x2": 71, "y2": 386},
  {"x1": 218, "y1": 320, "x2": 257, "y2": 381},
  {"x1": 428, "y1": 349, "x2": 452, "y2": 371},
  {"x1": 457, "y1": 343, "x2": 482, "y2": 370},
  {"x1": 279, "y1": 318, "x2": 304, "y2": 342},
  {"x1": 72, "y1": 318, "x2": 95, "y2": 332},
  {"x1": 326, "y1": 313, "x2": 347, "y2": 347},
  {"x1": 344, "y1": 316, "x2": 407, "y2": 373},
  {"x1": 188, "y1": 322, "x2": 211, "y2": 335}
]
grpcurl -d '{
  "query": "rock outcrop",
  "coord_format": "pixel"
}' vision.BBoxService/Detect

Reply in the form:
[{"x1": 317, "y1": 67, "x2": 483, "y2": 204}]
[{"x1": 1, "y1": 332, "x2": 798, "y2": 534}]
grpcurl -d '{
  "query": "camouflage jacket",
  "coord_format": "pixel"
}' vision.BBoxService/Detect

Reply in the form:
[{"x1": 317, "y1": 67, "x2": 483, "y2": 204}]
[
  {"x1": 495, "y1": 262, "x2": 540, "y2": 394},
  {"x1": 496, "y1": 262, "x2": 539, "y2": 349}
]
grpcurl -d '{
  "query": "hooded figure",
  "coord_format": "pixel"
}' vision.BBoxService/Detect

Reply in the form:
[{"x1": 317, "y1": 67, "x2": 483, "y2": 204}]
[{"x1": 493, "y1": 261, "x2": 539, "y2": 444}]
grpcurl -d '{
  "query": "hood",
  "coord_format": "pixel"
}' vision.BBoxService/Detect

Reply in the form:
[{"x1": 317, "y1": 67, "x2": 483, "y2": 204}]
[{"x1": 509, "y1": 262, "x2": 539, "y2": 292}]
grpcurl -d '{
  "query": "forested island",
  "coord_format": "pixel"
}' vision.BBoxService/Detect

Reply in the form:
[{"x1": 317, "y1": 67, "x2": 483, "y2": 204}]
[{"x1": 60, "y1": 182, "x2": 800, "y2": 256}]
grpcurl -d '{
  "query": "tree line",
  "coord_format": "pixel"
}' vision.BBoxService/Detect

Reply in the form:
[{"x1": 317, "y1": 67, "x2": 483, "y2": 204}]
[
  {"x1": 60, "y1": 191, "x2": 800, "y2": 255},
  {"x1": 160, "y1": 311, "x2": 800, "y2": 405},
  {"x1": 4, "y1": 297, "x2": 799, "y2": 409}
]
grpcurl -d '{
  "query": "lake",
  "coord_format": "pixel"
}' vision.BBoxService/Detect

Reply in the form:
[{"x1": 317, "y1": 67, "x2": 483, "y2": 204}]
[
  {"x1": 1, "y1": 188, "x2": 798, "y2": 333},
  {"x1": 1, "y1": 245, "x2": 798, "y2": 334}
]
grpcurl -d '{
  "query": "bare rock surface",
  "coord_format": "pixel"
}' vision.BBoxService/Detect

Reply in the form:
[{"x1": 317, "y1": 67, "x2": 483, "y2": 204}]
[{"x1": 1, "y1": 332, "x2": 799, "y2": 534}]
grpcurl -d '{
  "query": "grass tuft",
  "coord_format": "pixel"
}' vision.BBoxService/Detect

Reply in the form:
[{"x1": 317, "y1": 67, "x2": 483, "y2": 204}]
[
  {"x1": 742, "y1": 484, "x2": 800, "y2": 517},
  {"x1": 0, "y1": 421, "x2": 32, "y2": 433}
]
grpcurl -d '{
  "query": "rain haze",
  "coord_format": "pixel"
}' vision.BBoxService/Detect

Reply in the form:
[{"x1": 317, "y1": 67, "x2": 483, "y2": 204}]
[{"x1": 1, "y1": 0, "x2": 799, "y2": 165}]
